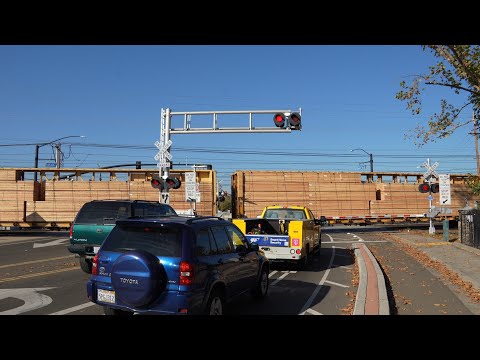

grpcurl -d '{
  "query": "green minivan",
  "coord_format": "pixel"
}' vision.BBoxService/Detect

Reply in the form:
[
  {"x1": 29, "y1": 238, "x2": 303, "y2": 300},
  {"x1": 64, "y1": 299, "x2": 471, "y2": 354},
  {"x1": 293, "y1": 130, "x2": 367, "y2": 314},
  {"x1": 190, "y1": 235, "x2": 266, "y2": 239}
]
[{"x1": 68, "y1": 200, "x2": 177, "y2": 273}]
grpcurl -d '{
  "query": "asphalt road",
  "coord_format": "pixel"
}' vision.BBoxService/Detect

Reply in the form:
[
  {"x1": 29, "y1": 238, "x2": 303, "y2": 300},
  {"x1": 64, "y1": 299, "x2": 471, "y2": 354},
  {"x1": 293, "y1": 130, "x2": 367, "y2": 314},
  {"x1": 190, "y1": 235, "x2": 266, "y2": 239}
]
[
  {"x1": 3, "y1": 226, "x2": 466, "y2": 315},
  {"x1": 0, "y1": 230, "x2": 361, "y2": 315}
]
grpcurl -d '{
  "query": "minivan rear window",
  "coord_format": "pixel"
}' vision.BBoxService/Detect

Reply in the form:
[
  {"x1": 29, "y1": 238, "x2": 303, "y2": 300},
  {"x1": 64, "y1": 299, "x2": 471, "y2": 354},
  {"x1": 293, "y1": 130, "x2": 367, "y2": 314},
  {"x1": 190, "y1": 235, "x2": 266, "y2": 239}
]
[
  {"x1": 75, "y1": 202, "x2": 130, "y2": 224},
  {"x1": 101, "y1": 225, "x2": 182, "y2": 257}
]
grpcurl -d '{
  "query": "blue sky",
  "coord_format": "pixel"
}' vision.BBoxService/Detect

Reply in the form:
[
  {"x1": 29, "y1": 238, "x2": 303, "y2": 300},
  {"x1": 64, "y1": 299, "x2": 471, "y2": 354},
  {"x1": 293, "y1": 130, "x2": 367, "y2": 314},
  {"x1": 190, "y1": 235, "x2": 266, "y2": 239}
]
[{"x1": 0, "y1": 45, "x2": 476, "y2": 187}]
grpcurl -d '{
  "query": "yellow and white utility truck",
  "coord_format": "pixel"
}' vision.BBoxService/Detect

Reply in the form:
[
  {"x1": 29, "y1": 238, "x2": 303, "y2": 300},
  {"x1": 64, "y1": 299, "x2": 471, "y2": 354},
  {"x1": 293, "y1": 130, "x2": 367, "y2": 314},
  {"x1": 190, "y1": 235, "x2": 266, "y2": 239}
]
[{"x1": 232, "y1": 205, "x2": 326, "y2": 269}]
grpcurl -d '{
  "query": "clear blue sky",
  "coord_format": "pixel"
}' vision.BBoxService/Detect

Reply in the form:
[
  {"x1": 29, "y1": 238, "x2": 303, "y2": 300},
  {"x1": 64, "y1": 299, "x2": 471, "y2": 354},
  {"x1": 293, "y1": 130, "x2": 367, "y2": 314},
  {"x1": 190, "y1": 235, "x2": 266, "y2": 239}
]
[{"x1": 0, "y1": 45, "x2": 476, "y2": 187}]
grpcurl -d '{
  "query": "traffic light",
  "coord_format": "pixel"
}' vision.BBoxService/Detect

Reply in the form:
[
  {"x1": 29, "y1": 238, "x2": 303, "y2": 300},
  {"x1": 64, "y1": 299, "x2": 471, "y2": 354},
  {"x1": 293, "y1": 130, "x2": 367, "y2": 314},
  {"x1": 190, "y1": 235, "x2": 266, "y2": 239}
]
[
  {"x1": 273, "y1": 113, "x2": 286, "y2": 127},
  {"x1": 273, "y1": 112, "x2": 301, "y2": 130},
  {"x1": 418, "y1": 182, "x2": 439, "y2": 193}
]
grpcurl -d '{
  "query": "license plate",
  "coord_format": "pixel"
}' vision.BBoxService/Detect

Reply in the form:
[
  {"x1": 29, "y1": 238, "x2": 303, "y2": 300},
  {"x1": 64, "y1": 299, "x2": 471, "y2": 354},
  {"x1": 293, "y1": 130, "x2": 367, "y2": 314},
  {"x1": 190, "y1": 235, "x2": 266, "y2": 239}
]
[
  {"x1": 97, "y1": 289, "x2": 115, "y2": 304},
  {"x1": 93, "y1": 246, "x2": 100, "y2": 253}
]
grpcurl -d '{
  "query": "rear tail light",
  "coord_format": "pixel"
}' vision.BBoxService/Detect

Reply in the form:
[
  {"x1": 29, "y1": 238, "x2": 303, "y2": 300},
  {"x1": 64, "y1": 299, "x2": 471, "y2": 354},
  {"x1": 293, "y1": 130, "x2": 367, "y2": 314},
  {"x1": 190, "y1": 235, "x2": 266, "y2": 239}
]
[
  {"x1": 92, "y1": 254, "x2": 99, "y2": 275},
  {"x1": 69, "y1": 224, "x2": 73, "y2": 239},
  {"x1": 179, "y1": 261, "x2": 194, "y2": 285},
  {"x1": 295, "y1": 249, "x2": 301, "y2": 255}
]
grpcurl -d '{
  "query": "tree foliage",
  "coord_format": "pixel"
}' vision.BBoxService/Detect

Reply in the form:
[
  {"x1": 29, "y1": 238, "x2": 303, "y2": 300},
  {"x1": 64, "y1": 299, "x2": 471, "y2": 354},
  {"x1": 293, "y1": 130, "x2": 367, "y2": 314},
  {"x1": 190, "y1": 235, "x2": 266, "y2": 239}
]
[
  {"x1": 466, "y1": 174, "x2": 480, "y2": 196},
  {"x1": 396, "y1": 45, "x2": 480, "y2": 146},
  {"x1": 218, "y1": 195, "x2": 231, "y2": 211}
]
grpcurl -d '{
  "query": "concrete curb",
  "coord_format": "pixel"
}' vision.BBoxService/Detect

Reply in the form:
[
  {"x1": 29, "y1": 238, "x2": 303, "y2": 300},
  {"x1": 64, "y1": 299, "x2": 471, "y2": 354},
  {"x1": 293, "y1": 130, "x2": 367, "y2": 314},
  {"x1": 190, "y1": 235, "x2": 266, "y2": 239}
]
[
  {"x1": 353, "y1": 245, "x2": 367, "y2": 315},
  {"x1": 451, "y1": 242, "x2": 480, "y2": 256},
  {"x1": 352, "y1": 243, "x2": 390, "y2": 315}
]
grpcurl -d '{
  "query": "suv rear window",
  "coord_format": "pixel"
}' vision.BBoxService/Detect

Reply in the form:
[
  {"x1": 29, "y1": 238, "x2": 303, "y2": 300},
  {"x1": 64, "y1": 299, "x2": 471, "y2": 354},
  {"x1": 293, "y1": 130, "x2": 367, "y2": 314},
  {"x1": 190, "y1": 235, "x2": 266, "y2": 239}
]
[
  {"x1": 101, "y1": 224, "x2": 182, "y2": 257},
  {"x1": 75, "y1": 202, "x2": 130, "y2": 224}
]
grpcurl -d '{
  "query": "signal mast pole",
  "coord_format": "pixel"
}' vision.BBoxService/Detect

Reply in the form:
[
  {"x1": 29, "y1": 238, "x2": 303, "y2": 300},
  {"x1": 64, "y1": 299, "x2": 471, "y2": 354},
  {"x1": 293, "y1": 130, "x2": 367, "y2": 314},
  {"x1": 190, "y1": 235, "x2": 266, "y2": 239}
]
[{"x1": 154, "y1": 108, "x2": 302, "y2": 205}]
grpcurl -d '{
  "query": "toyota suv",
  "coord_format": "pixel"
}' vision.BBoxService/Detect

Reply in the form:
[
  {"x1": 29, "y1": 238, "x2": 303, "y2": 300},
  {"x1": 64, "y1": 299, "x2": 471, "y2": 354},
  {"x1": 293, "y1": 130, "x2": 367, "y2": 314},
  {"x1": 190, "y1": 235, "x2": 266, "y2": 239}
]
[
  {"x1": 86, "y1": 216, "x2": 269, "y2": 315},
  {"x1": 68, "y1": 200, "x2": 177, "y2": 273}
]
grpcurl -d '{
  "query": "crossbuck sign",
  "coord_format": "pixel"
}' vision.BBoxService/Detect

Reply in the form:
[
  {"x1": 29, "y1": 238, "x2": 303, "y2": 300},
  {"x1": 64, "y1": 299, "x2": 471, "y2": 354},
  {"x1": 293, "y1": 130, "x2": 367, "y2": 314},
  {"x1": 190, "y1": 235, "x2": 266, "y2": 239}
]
[{"x1": 423, "y1": 160, "x2": 439, "y2": 181}]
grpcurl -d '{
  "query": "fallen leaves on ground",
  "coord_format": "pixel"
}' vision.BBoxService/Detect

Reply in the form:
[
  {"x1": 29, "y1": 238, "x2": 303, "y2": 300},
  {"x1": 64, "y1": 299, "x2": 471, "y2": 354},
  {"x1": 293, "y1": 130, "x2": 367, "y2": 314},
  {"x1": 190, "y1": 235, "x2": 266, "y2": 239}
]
[
  {"x1": 341, "y1": 248, "x2": 358, "y2": 315},
  {"x1": 383, "y1": 232, "x2": 480, "y2": 303}
]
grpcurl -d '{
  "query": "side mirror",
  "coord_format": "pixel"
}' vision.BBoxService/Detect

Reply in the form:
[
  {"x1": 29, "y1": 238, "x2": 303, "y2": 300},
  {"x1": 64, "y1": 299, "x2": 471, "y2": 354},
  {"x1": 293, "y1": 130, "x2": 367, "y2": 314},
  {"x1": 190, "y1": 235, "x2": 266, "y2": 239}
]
[
  {"x1": 236, "y1": 244, "x2": 247, "y2": 253},
  {"x1": 250, "y1": 243, "x2": 259, "y2": 251},
  {"x1": 318, "y1": 216, "x2": 328, "y2": 226}
]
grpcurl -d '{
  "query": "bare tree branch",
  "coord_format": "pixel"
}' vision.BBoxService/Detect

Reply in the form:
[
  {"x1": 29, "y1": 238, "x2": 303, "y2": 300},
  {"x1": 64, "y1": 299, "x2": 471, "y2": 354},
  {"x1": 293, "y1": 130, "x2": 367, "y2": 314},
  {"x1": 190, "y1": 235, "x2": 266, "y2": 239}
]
[{"x1": 424, "y1": 81, "x2": 479, "y2": 95}]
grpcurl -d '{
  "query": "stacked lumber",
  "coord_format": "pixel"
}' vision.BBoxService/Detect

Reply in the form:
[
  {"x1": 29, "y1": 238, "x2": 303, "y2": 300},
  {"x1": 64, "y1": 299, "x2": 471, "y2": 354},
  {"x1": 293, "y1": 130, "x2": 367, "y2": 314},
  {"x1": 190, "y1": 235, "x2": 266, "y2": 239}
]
[
  {"x1": 0, "y1": 169, "x2": 21, "y2": 181},
  {"x1": 0, "y1": 201, "x2": 24, "y2": 222},
  {"x1": 0, "y1": 181, "x2": 35, "y2": 202},
  {"x1": 235, "y1": 171, "x2": 375, "y2": 218}
]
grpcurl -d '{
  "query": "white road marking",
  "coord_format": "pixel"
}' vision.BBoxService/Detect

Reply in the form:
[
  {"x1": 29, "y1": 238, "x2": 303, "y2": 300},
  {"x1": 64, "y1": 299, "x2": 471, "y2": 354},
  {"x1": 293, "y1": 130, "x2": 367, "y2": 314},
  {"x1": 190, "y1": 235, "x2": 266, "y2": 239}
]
[
  {"x1": 325, "y1": 280, "x2": 349, "y2": 288},
  {"x1": 49, "y1": 302, "x2": 96, "y2": 315},
  {"x1": 351, "y1": 233, "x2": 366, "y2": 242},
  {"x1": 299, "y1": 308, "x2": 323, "y2": 315},
  {"x1": 299, "y1": 246, "x2": 336, "y2": 315},
  {"x1": 326, "y1": 234, "x2": 334, "y2": 242},
  {"x1": 271, "y1": 272, "x2": 290, "y2": 286},
  {"x1": 289, "y1": 271, "x2": 297, "y2": 274},
  {"x1": 0, "y1": 287, "x2": 55, "y2": 315},
  {"x1": 33, "y1": 239, "x2": 69, "y2": 248},
  {"x1": 268, "y1": 270, "x2": 278, "y2": 278},
  {"x1": 333, "y1": 264, "x2": 352, "y2": 270}
]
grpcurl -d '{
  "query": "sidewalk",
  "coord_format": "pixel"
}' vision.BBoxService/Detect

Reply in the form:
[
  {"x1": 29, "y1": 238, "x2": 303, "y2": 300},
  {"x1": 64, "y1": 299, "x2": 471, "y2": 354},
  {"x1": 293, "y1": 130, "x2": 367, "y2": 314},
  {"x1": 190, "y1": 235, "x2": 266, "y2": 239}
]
[{"x1": 384, "y1": 229, "x2": 480, "y2": 314}]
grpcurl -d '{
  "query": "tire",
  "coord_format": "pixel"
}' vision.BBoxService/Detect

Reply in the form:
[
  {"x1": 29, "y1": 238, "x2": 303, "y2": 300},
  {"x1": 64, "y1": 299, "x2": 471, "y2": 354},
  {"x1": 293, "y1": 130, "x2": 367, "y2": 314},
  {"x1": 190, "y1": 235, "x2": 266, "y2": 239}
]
[
  {"x1": 205, "y1": 289, "x2": 225, "y2": 315},
  {"x1": 252, "y1": 266, "x2": 269, "y2": 299},
  {"x1": 79, "y1": 256, "x2": 92, "y2": 274},
  {"x1": 299, "y1": 246, "x2": 309, "y2": 270},
  {"x1": 316, "y1": 236, "x2": 322, "y2": 256},
  {"x1": 103, "y1": 307, "x2": 133, "y2": 316}
]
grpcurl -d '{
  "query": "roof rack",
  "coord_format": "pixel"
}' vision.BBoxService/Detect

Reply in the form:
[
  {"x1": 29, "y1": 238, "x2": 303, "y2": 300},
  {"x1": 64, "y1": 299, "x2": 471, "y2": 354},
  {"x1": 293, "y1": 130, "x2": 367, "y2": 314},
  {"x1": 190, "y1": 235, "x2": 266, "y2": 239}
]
[{"x1": 186, "y1": 216, "x2": 224, "y2": 225}]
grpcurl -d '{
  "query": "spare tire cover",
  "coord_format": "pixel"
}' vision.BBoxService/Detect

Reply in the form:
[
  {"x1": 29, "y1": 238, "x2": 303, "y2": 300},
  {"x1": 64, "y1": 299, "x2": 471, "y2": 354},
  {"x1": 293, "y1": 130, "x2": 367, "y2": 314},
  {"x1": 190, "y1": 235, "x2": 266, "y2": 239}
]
[{"x1": 111, "y1": 250, "x2": 167, "y2": 307}]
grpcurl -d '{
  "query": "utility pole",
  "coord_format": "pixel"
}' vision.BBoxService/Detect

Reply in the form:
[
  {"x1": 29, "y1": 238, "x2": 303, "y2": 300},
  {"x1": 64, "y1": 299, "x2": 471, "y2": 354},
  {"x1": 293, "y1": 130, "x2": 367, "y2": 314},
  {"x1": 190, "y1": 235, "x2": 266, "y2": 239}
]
[
  {"x1": 55, "y1": 143, "x2": 61, "y2": 169},
  {"x1": 474, "y1": 111, "x2": 480, "y2": 176}
]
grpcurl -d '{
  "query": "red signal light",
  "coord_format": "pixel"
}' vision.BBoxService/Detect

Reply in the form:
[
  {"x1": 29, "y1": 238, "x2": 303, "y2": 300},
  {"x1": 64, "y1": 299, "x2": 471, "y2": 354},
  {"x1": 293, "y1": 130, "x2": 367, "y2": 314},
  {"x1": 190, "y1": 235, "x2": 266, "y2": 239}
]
[
  {"x1": 273, "y1": 113, "x2": 285, "y2": 127},
  {"x1": 151, "y1": 175, "x2": 163, "y2": 190},
  {"x1": 418, "y1": 183, "x2": 430, "y2": 193}
]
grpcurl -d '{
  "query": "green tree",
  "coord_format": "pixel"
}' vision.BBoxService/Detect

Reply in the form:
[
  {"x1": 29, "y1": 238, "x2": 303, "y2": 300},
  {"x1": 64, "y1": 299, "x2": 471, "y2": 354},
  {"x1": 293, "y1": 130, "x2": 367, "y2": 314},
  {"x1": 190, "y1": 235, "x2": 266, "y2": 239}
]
[
  {"x1": 218, "y1": 195, "x2": 231, "y2": 212},
  {"x1": 396, "y1": 45, "x2": 480, "y2": 146}
]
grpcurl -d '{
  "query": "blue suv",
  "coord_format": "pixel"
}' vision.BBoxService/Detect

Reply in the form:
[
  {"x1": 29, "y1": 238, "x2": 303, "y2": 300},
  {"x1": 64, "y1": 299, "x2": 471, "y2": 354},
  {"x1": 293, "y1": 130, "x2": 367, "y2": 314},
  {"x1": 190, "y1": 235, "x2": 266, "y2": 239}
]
[{"x1": 86, "y1": 216, "x2": 270, "y2": 315}]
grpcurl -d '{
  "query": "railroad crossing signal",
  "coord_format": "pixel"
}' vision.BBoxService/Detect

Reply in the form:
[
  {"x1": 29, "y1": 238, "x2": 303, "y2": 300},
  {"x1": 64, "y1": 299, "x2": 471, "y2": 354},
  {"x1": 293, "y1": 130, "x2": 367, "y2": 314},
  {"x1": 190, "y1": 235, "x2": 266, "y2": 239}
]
[
  {"x1": 423, "y1": 160, "x2": 439, "y2": 180},
  {"x1": 273, "y1": 112, "x2": 302, "y2": 130},
  {"x1": 154, "y1": 139, "x2": 173, "y2": 168}
]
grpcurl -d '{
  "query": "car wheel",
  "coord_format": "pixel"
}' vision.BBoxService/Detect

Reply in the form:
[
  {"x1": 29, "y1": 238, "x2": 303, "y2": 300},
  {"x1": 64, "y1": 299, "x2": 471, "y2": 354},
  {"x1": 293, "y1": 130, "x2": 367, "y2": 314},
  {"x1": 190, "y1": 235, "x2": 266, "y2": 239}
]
[
  {"x1": 79, "y1": 256, "x2": 92, "y2": 274},
  {"x1": 316, "y1": 236, "x2": 322, "y2": 256},
  {"x1": 205, "y1": 289, "x2": 225, "y2": 315},
  {"x1": 103, "y1": 307, "x2": 133, "y2": 316},
  {"x1": 299, "y1": 246, "x2": 309, "y2": 270},
  {"x1": 252, "y1": 266, "x2": 269, "y2": 299}
]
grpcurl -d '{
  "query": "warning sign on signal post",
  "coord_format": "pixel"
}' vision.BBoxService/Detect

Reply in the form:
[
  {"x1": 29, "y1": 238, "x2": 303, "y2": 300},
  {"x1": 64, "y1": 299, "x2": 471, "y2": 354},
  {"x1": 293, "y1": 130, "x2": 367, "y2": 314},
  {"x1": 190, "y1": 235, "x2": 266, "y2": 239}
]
[{"x1": 439, "y1": 174, "x2": 451, "y2": 205}]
